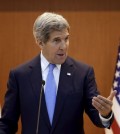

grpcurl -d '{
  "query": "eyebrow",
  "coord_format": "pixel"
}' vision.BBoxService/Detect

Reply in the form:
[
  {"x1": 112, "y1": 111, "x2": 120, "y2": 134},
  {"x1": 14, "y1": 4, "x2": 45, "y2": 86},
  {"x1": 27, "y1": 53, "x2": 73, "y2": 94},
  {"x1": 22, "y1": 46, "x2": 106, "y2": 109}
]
[{"x1": 54, "y1": 34, "x2": 70, "y2": 39}]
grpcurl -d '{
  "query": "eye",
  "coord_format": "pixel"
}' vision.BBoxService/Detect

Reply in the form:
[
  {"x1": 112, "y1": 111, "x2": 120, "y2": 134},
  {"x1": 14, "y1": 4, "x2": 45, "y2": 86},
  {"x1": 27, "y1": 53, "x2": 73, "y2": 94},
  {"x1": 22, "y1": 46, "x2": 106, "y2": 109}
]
[{"x1": 53, "y1": 38, "x2": 61, "y2": 43}]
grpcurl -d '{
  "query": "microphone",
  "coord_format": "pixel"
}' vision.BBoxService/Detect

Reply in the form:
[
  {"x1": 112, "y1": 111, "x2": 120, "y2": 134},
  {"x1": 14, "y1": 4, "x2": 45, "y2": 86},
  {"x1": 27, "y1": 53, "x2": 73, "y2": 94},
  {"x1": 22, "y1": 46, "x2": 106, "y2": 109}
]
[{"x1": 36, "y1": 80, "x2": 45, "y2": 134}]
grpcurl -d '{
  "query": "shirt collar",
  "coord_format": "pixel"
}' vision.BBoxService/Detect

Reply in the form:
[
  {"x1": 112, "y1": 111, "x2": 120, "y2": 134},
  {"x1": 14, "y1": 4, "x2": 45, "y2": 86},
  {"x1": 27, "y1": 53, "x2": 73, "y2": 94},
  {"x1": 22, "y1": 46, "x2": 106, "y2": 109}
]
[{"x1": 40, "y1": 52, "x2": 61, "y2": 72}]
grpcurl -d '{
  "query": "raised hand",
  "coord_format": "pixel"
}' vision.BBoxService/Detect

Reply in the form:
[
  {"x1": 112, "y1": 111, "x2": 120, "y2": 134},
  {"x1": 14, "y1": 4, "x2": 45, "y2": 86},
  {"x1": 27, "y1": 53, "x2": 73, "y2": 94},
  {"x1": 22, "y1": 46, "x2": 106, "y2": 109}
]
[{"x1": 92, "y1": 90, "x2": 117, "y2": 117}]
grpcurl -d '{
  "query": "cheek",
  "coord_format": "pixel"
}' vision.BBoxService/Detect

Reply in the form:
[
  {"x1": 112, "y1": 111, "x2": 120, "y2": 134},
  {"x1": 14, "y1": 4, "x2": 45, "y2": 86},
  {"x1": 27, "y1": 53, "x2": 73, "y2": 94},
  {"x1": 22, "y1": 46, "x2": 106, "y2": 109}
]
[
  {"x1": 48, "y1": 47, "x2": 57, "y2": 57},
  {"x1": 67, "y1": 42, "x2": 69, "y2": 48}
]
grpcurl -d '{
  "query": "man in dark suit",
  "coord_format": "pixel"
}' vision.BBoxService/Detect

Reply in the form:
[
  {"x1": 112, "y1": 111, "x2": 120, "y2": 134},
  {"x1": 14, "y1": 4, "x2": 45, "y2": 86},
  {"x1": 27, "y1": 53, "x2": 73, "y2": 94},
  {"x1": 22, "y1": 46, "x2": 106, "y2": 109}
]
[{"x1": 0, "y1": 12, "x2": 116, "y2": 134}]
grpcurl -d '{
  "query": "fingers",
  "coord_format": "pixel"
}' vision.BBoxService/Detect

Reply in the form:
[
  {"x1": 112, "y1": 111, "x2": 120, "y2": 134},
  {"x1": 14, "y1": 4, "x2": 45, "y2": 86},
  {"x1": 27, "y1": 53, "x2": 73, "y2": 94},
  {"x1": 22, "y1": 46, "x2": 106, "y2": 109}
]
[
  {"x1": 92, "y1": 95, "x2": 113, "y2": 116},
  {"x1": 92, "y1": 97, "x2": 104, "y2": 111},
  {"x1": 92, "y1": 90, "x2": 117, "y2": 117},
  {"x1": 108, "y1": 90, "x2": 117, "y2": 101},
  {"x1": 97, "y1": 95, "x2": 113, "y2": 105},
  {"x1": 92, "y1": 96, "x2": 111, "y2": 110}
]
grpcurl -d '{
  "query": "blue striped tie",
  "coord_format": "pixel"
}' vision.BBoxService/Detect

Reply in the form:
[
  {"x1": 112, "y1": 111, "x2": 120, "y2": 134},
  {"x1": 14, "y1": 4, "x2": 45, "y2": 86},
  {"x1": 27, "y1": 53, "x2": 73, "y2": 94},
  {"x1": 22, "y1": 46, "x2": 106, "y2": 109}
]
[{"x1": 45, "y1": 64, "x2": 56, "y2": 124}]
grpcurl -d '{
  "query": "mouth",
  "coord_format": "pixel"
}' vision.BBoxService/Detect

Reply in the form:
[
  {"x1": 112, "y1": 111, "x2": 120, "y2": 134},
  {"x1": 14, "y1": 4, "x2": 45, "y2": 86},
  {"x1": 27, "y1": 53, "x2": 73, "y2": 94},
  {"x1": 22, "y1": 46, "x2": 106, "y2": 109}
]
[
  {"x1": 57, "y1": 53, "x2": 67, "y2": 60},
  {"x1": 57, "y1": 54, "x2": 64, "y2": 56},
  {"x1": 55, "y1": 53, "x2": 67, "y2": 63}
]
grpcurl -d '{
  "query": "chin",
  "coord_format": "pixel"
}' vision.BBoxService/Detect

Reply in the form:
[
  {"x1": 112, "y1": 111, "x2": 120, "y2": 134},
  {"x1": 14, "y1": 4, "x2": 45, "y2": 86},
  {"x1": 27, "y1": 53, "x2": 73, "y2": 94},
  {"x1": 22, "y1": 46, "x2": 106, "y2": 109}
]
[
  {"x1": 52, "y1": 57, "x2": 67, "y2": 64},
  {"x1": 56, "y1": 59, "x2": 66, "y2": 64}
]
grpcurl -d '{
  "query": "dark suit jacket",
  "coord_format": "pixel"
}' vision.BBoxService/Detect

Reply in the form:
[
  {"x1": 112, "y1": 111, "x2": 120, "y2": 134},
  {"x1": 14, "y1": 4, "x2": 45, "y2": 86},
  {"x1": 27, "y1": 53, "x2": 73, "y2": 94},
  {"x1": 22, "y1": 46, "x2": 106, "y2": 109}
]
[{"x1": 0, "y1": 55, "x2": 113, "y2": 134}]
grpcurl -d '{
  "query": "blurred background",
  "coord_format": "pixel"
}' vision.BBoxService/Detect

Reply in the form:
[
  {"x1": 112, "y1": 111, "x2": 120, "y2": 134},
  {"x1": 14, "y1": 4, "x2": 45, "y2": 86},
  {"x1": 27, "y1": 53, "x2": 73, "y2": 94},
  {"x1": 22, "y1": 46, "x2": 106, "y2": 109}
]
[{"x1": 0, "y1": 0, "x2": 120, "y2": 133}]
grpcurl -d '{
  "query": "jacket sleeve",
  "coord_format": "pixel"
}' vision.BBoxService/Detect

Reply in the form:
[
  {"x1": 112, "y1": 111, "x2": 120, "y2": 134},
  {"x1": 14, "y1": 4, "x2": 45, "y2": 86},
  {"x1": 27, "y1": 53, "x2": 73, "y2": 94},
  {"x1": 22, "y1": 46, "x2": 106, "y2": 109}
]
[
  {"x1": 0, "y1": 70, "x2": 20, "y2": 134},
  {"x1": 84, "y1": 67, "x2": 113, "y2": 128}
]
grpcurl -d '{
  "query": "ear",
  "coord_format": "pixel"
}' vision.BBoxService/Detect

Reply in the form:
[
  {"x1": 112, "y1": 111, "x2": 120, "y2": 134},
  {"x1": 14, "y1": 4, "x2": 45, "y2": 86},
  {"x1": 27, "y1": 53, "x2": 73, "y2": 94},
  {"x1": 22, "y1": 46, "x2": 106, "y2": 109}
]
[
  {"x1": 38, "y1": 41, "x2": 44, "y2": 49},
  {"x1": 39, "y1": 41, "x2": 42, "y2": 46}
]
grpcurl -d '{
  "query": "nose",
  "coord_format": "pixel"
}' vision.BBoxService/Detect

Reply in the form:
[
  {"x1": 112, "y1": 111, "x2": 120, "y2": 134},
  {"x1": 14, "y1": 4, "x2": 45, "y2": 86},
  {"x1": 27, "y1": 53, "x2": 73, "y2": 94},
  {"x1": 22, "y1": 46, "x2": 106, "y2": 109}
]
[{"x1": 59, "y1": 40, "x2": 67, "y2": 50}]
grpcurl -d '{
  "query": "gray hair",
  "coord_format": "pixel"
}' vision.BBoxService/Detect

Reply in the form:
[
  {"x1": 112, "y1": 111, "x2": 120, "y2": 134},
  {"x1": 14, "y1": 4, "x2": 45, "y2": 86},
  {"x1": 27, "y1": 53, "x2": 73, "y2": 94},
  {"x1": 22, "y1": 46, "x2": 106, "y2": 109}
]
[{"x1": 33, "y1": 12, "x2": 70, "y2": 44}]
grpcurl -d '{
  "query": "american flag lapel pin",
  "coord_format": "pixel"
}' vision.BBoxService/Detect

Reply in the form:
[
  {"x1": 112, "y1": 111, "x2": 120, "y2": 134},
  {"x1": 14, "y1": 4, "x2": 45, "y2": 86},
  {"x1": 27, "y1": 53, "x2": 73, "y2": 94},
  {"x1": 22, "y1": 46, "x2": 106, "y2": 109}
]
[{"x1": 67, "y1": 72, "x2": 71, "y2": 76}]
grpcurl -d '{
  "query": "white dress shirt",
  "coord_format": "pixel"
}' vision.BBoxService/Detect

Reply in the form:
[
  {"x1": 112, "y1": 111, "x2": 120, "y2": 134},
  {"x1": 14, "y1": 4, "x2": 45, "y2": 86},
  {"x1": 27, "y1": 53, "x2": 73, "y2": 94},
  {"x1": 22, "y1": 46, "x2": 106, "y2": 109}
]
[{"x1": 40, "y1": 52, "x2": 61, "y2": 94}]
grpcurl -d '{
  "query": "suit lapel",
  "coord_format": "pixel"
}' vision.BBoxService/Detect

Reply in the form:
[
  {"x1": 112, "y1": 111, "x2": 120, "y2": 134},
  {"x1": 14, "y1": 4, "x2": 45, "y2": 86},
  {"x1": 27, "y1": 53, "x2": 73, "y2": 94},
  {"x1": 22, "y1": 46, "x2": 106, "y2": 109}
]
[
  {"x1": 29, "y1": 55, "x2": 51, "y2": 128},
  {"x1": 51, "y1": 57, "x2": 75, "y2": 133}
]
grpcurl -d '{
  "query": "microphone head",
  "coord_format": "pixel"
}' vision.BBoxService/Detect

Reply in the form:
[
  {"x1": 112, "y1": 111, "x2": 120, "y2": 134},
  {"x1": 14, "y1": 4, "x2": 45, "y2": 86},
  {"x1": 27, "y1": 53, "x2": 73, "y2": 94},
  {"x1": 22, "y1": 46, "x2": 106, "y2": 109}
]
[{"x1": 42, "y1": 80, "x2": 45, "y2": 86}]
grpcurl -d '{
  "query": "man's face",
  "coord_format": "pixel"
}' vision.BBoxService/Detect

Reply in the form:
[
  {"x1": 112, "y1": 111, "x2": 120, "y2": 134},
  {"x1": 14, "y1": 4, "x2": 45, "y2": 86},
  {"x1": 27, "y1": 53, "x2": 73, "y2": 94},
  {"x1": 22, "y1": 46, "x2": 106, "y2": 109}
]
[{"x1": 40, "y1": 28, "x2": 69, "y2": 64}]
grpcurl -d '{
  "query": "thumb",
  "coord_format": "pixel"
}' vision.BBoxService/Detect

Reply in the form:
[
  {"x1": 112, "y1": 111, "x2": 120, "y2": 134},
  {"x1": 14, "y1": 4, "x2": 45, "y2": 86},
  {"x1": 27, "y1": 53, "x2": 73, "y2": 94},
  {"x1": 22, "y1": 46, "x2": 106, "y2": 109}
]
[{"x1": 108, "y1": 90, "x2": 117, "y2": 101}]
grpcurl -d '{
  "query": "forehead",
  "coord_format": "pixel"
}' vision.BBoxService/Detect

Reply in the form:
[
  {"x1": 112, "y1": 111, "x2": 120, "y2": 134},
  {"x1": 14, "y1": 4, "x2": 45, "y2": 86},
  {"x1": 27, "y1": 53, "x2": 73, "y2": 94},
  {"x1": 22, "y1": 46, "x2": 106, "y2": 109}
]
[{"x1": 49, "y1": 29, "x2": 69, "y2": 39}]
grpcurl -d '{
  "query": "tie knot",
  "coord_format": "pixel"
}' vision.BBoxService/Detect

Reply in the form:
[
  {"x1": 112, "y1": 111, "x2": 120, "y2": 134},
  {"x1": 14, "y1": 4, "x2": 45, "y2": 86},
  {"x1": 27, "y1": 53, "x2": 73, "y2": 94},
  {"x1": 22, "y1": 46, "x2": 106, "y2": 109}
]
[{"x1": 49, "y1": 64, "x2": 56, "y2": 71}]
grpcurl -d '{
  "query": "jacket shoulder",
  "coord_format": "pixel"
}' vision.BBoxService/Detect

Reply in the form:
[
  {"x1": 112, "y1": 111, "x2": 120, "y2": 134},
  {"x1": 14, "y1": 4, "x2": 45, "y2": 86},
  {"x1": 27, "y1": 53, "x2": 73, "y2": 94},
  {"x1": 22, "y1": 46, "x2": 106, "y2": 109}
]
[
  {"x1": 67, "y1": 56, "x2": 93, "y2": 71},
  {"x1": 11, "y1": 54, "x2": 40, "y2": 73}
]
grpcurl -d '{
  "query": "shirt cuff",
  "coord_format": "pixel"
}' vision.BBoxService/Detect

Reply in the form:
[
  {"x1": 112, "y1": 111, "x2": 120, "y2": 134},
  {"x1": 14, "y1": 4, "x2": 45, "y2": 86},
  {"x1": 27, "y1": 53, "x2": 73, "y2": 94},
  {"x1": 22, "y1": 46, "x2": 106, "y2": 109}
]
[{"x1": 99, "y1": 112, "x2": 113, "y2": 127}]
